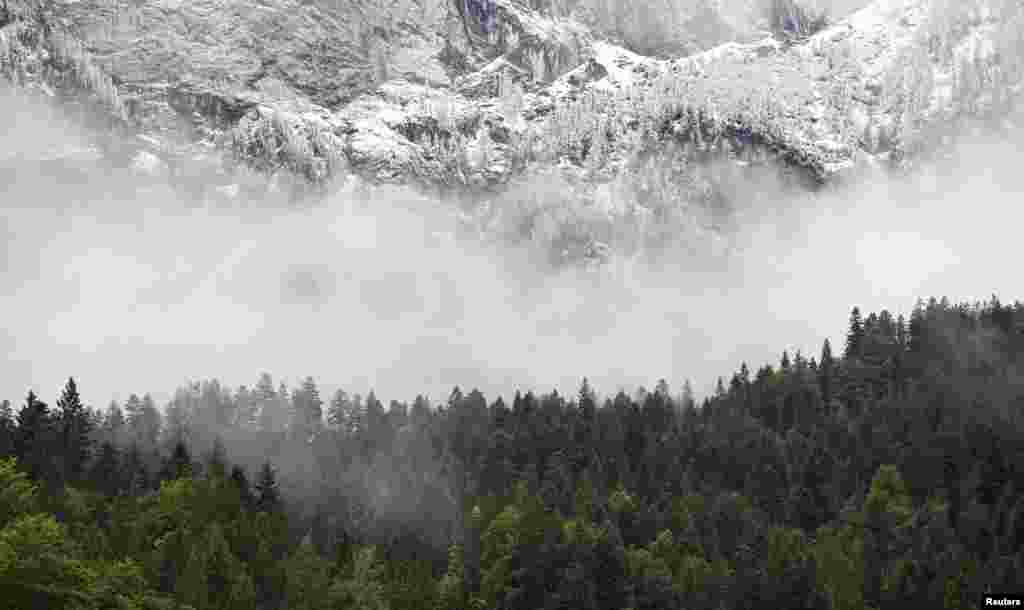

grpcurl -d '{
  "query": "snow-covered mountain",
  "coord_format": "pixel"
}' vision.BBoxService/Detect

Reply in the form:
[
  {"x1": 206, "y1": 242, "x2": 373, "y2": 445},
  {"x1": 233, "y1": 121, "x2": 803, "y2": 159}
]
[{"x1": 1, "y1": 0, "x2": 1022, "y2": 262}]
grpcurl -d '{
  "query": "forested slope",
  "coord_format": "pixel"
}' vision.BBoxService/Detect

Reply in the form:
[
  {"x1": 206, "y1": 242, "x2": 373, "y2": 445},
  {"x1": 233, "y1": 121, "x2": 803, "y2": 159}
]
[{"x1": 2, "y1": 295, "x2": 1023, "y2": 609}]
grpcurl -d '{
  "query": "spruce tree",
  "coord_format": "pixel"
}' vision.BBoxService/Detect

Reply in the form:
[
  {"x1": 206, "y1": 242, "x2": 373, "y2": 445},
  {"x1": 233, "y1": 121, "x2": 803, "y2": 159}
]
[
  {"x1": 123, "y1": 393, "x2": 143, "y2": 440},
  {"x1": 234, "y1": 385, "x2": 257, "y2": 429},
  {"x1": 326, "y1": 389, "x2": 349, "y2": 430},
  {"x1": 845, "y1": 306, "x2": 865, "y2": 360},
  {"x1": 14, "y1": 390, "x2": 52, "y2": 482},
  {"x1": 255, "y1": 460, "x2": 281, "y2": 513},
  {"x1": 122, "y1": 441, "x2": 150, "y2": 495},
  {"x1": 162, "y1": 440, "x2": 194, "y2": 481},
  {"x1": 0, "y1": 399, "x2": 13, "y2": 458},
  {"x1": 818, "y1": 339, "x2": 834, "y2": 411},
  {"x1": 138, "y1": 393, "x2": 162, "y2": 448},
  {"x1": 291, "y1": 376, "x2": 323, "y2": 441},
  {"x1": 56, "y1": 377, "x2": 92, "y2": 484},
  {"x1": 104, "y1": 400, "x2": 125, "y2": 446}
]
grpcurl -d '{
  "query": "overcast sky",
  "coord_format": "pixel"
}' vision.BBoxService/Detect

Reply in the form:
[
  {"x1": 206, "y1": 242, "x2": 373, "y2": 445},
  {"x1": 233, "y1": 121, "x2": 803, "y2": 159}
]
[{"x1": 2, "y1": 86, "x2": 1022, "y2": 410}]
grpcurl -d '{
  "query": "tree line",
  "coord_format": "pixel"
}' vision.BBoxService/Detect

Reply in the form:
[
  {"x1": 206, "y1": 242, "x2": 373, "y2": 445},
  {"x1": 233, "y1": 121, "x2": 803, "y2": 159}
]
[{"x1": 1, "y1": 295, "x2": 1023, "y2": 609}]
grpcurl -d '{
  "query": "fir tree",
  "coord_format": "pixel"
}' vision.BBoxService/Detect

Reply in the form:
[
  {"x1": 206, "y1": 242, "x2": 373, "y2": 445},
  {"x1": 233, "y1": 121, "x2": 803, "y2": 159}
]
[
  {"x1": 291, "y1": 376, "x2": 323, "y2": 442},
  {"x1": 123, "y1": 393, "x2": 143, "y2": 439},
  {"x1": 162, "y1": 440, "x2": 194, "y2": 481},
  {"x1": 234, "y1": 385, "x2": 257, "y2": 429},
  {"x1": 0, "y1": 399, "x2": 13, "y2": 458},
  {"x1": 818, "y1": 339, "x2": 834, "y2": 410},
  {"x1": 138, "y1": 393, "x2": 162, "y2": 448},
  {"x1": 56, "y1": 377, "x2": 92, "y2": 484},
  {"x1": 845, "y1": 306, "x2": 865, "y2": 360},
  {"x1": 122, "y1": 441, "x2": 150, "y2": 496},
  {"x1": 103, "y1": 400, "x2": 125, "y2": 446},
  {"x1": 255, "y1": 460, "x2": 282, "y2": 513},
  {"x1": 326, "y1": 389, "x2": 349, "y2": 430},
  {"x1": 14, "y1": 390, "x2": 52, "y2": 482}
]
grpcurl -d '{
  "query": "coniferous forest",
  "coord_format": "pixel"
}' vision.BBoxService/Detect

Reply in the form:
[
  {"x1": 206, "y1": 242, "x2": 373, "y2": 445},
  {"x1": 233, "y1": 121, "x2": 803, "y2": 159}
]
[{"x1": 2, "y1": 297, "x2": 1024, "y2": 609}]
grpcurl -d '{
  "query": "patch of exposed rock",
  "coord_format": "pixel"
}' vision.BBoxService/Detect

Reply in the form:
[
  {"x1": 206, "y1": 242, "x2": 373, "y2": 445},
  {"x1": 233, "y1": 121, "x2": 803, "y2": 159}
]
[{"x1": 1, "y1": 0, "x2": 1021, "y2": 200}]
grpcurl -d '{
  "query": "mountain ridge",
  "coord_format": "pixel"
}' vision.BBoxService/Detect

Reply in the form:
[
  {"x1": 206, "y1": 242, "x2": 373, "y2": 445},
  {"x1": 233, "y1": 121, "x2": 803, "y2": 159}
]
[{"x1": 0, "y1": 0, "x2": 1021, "y2": 204}]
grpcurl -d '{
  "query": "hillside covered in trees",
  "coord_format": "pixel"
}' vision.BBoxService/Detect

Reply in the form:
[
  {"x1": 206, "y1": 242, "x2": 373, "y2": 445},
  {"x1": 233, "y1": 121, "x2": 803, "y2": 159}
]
[{"x1": 1, "y1": 295, "x2": 1023, "y2": 609}]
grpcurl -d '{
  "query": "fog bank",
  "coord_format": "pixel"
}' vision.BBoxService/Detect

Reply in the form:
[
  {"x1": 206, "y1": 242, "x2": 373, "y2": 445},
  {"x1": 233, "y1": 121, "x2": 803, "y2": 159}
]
[{"x1": 2, "y1": 86, "x2": 1022, "y2": 407}]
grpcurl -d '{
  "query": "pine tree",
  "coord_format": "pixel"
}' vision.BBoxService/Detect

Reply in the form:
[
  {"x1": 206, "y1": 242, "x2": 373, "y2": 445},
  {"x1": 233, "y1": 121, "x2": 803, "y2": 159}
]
[
  {"x1": 56, "y1": 377, "x2": 92, "y2": 484},
  {"x1": 845, "y1": 307, "x2": 865, "y2": 360},
  {"x1": 681, "y1": 379, "x2": 696, "y2": 413},
  {"x1": 255, "y1": 460, "x2": 282, "y2": 513},
  {"x1": 162, "y1": 440, "x2": 194, "y2": 481},
  {"x1": 103, "y1": 400, "x2": 125, "y2": 446},
  {"x1": 364, "y1": 390, "x2": 384, "y2": 437},
  {"x1": 0, "y1": 399, "x2": 13, "y2": 458},
  {"x1": 138, "y1": 393, "x2": 162, "y2": 448},
  {"x1": 123, "y1": 393, "x2": 143, "y2": 439},
  {"x1": 254, "y1": 373, "x2": 279, "y2": 433},
  {"x1": 14, "y1": 390, "x2": 53, "y2": 482},
  {"x1": 327, "y1": 389, "x2": 352, "y2": 431},
  {"x1": 234, "y1": 385, "x2": 257, "y2": 429},
  {"x1": 291, "y1": 376, "x2": 323, "y2": 442},
  {"x1": 818, "y1": 339, "x2": 834, "y2": 411},
  {"x1": 578, "y1": 377, "x2": 597, "y2": 426}
]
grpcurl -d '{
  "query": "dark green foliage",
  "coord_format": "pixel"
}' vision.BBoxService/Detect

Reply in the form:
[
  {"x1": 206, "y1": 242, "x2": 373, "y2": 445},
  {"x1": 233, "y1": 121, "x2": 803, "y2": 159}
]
[
  {"x1": 161, "y1": 440, "x2": 194, "y2": 481},
  {"x1": 2, "y1": 295, "x2": 1024, "y2": 609},
  {"x1": 14, "y1": 390, "x2": 53, "y2": 483},
  {"x1": 89, "y1": 441, "x2": 121, "y2": 497},
  {"x1": 255, "y1": 460, "x2": 281, "y2": 513},
  {"x1": 56, "y1": 377, "x2": 92, "y2": 485}
]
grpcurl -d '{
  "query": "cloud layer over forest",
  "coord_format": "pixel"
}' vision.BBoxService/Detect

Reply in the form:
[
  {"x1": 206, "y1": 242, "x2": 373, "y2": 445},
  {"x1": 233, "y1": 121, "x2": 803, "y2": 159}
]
[{"x1": 2, "y1": 86, "x2": 1022, "y2": 408}]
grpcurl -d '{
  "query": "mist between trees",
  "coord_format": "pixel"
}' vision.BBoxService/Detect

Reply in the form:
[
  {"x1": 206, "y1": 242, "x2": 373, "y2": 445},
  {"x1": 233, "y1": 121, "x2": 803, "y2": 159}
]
[{"x1": 1, "y1": 296, "x2": 1024, "y2": 609}]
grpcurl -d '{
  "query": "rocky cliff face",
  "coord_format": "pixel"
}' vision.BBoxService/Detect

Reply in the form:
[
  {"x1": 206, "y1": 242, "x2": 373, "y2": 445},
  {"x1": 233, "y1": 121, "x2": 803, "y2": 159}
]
[{"x1": 1, "y1": 0, "x2": 1022, "y2": 257}]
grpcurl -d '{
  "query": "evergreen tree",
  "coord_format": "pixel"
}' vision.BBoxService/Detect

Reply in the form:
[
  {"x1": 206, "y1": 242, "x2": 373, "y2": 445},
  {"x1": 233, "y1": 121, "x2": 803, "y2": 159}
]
[
  {"x1": 255, "y1": 460, "x2": 282, "y2": 513},
  {"x1": 103, "y1": 400, "x2": 125, "y2": 446},
  {"x1": 234, "y1": 385, "x2": 257, "y2": 429},
  {"x1": 364, "y1": 390, "x2": 385, "y2": 435},
  {"x1": 0, "y1": 399, "x2": 13, "y2": 458},
  {"x1": 291, "y1": 376, "x2": 323, "y2": 442},
  {"x1": 138, "y1": 393, "x2": 162, "y2": 448},
  {"x1": 123, "y1": 393, "x2": 143, "y2": 440},
  {"x1": 121, "y1": 441, "x2": 150, "y2": 496},
  {"x1": 254, "y1": 373, "x2": 281, "y2": 433},
  {"x1": 818, "y1": 339, "x2": 835, "y2": 411},
  {"x1": 326, "y1": 389, "x2": 350, "y2": 430},
  {"x1": 681, "y1": 379, "x2": 696, "y2": 413},
  {"x1": 56, "y1": 377, "x2": 92, "y2": 485},
  {"x1": 845, "y1": 306, "x2": 865, "y2": 360},
  {"x1": 14, "y1": 390, "x2": 53, "y2": 482},
  {"x1": 162, "y1": 440, "x2": 194, "y2": 481}
]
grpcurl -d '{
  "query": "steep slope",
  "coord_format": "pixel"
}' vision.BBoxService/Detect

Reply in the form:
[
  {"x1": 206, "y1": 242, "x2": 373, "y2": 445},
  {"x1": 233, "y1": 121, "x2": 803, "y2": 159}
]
[{"x1": 1, "y1": 0, "x2": 1021, "y2": 202}]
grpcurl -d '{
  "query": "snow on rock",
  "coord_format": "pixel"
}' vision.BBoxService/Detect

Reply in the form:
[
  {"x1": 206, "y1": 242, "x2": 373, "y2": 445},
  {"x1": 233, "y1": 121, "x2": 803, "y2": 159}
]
[{"x1": 1, "y1": 0, "x2": 1020, "y2": 194}]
